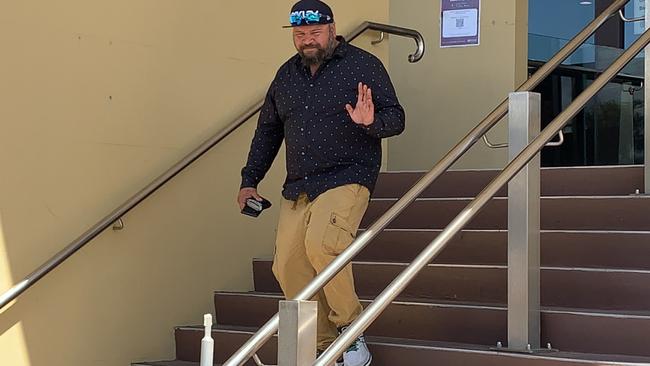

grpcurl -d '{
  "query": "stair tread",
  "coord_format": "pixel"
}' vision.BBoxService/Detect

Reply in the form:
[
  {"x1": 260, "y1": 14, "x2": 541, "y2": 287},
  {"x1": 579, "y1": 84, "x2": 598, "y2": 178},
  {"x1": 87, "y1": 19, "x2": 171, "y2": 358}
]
[
  {"x1": 252, "y1": 256, "x2": 650, "y2": 271},
  {"x1": 373, "y1": 166, "x2": 645, "y2": 198},
  {"x1": 361, "y1": 196, "x2": 650, "y2": 231},
  {"x1": 174, "y1": 324, "x2": 650, "y2": 365},
  {"x1": 133, "y1": 361, "x2": 214, "y2": 366},
  {"x1": 372, "y1": 195, "x2": 650, "y2": 199},
  {"x1": 254, "y1": 229, "x2": 650, "y2": 270},
  {"x1": 213, "y1": 291, "x2": 650, "y2": 318}
]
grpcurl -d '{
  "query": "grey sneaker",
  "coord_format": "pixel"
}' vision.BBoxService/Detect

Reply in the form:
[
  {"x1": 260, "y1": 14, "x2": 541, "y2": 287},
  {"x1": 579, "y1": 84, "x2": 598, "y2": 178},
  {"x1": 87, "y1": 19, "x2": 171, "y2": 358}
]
[
  {"x1": 339, "y1": 326, "x2": 372, "y2": 366},
  {"x1": 317, "y1": 350, "x2": 344, "y2": 366}
]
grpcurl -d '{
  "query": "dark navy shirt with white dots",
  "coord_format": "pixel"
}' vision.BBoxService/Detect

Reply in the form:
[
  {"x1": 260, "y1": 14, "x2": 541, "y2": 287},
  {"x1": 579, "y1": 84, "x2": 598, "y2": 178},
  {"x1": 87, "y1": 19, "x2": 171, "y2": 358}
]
[{"x1": 241, "y1": 36, "x2": 405, "y2": 201}]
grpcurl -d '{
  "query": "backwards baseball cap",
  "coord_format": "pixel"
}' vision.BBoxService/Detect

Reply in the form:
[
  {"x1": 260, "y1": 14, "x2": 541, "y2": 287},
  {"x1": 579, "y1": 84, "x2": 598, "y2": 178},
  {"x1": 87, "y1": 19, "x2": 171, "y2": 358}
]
[{"x1": 284, "y1": 0, "x2": 334, "y2": 28}]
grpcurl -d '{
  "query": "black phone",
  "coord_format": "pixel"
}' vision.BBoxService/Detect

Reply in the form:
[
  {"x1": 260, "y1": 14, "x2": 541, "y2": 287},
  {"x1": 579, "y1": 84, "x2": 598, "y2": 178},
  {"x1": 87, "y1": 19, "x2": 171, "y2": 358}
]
[{"x1": 241, "y1": 197, "x2": 272, "y2": 218}]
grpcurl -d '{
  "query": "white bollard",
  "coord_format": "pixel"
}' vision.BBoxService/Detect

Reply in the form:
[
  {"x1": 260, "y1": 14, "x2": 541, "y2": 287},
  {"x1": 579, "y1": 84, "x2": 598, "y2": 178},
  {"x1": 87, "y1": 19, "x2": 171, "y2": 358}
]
[{"x1": 200, "y1": 314, "x2": 214, "y2": 366}]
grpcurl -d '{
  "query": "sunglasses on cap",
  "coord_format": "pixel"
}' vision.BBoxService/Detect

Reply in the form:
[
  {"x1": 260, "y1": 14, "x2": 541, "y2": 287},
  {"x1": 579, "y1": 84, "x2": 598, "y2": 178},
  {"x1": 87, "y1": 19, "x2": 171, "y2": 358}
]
[{"x1": 289, "y1": 10, "x2": 332, "y2": 26}]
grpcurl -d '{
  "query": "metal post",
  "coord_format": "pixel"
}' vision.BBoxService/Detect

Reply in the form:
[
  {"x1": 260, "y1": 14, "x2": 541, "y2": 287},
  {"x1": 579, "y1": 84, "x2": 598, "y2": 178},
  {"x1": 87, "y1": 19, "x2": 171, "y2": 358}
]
[
  {"x1": 278, "y1": 300, "x2": 317, "y2": 366},
  {"x1": 643, "y1": 1, "x2": 650, "y2": 194},
  {"x1": 619, "y1": 83, "x2": 635, "y2": 164},
  {"x1": 507, "y1": 92, "x2": 541, "y2": 352}
]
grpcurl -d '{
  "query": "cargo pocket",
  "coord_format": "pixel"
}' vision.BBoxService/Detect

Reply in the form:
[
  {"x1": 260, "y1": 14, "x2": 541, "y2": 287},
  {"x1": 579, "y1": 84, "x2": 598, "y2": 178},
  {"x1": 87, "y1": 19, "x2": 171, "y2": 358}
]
[{"x1": 322, "y1": 212, "x2": 355, "y2": 255}]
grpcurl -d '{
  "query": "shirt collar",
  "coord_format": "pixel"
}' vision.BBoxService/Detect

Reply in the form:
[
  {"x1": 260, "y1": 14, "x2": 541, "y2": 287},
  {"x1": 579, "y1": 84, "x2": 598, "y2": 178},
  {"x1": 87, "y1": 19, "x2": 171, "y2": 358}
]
[{"x1": 332, "y1": 36, "x2": 348, "y2": 59}]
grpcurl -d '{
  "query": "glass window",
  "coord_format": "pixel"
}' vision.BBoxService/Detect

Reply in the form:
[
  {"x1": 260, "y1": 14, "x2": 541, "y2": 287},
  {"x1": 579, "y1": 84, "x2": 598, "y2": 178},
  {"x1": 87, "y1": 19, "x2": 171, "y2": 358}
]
[
  {"x1": 529, "y1": 0, "x2": 645, "y2": 167},
  {"x1": 529, "y1": 0, "x2": 595, "y2": 66},
  {"x1": 623, "y1": 0, "x2": 645, "y2": 48}
]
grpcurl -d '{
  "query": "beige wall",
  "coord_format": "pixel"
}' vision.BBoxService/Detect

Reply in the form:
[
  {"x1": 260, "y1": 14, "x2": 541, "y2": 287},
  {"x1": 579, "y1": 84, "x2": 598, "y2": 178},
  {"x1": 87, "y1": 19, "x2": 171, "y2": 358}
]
[
  {"x1": 0, "y1": 1, "x2": 389, "y2": 365},
  {"x1": 388, "y1": 0, "x2": 529, "y2": 170}
]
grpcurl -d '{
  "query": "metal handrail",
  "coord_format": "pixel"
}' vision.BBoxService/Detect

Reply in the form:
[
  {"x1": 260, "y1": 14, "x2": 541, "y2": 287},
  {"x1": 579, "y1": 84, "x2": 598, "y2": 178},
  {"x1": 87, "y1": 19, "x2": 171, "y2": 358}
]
[
  {"x1": 483, "y1": 130, "x2": 565, "y2": 149},
  {"x1": 352, "y1": 22, "x2": 425, "y2": 62},
  {"x1": 316, "y1": 21, "x2": 650, "y2": 366},
  {"x1": 619, "y1": 9, "x2": 645, "y2": 22},
  {"x1": 0, "y1": 21, "x2": 424, "y2": 312},
  {"x1": 222, "y1": 1, "x2": 632, "y2": 365}
]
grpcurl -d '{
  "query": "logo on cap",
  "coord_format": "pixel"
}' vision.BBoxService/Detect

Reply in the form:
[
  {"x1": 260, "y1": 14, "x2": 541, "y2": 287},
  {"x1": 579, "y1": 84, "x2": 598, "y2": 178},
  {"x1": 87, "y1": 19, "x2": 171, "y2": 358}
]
[{"x1": 289, "y1": 10, "x2": 332, "y2": 26}]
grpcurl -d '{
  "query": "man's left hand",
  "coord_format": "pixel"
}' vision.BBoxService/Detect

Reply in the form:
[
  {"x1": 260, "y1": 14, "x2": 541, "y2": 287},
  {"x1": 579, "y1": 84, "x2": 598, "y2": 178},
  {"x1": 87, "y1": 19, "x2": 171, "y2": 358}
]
[{"x1": 346, "y1": 82, "x2": 375, "y2": 126}]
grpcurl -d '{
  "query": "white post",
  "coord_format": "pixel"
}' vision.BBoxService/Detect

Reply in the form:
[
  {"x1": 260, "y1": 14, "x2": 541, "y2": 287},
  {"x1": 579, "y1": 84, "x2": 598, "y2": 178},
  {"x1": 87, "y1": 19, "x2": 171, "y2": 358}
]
[{"x1": 200, "y1": 314, "x2": 214, "y2": 366}]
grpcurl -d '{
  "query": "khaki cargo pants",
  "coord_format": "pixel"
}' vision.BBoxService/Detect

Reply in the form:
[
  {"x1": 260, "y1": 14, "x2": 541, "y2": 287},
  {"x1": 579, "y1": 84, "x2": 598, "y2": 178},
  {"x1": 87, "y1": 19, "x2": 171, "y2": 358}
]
[{"x1": 272, "y1": 184, "x2": 370, "y2": 350}]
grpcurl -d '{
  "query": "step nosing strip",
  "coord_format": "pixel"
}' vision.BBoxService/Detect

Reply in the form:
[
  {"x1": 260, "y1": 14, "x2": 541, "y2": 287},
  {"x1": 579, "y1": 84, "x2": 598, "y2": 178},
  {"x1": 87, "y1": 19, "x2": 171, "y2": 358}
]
[
  {"x1": 177, "y1": 326, "x2": 270, "y2": 336},
  {"x1": 540, "y1": 164, "x2": 642, "y2": 170},
  {"x1": 254, "y1": 260, "x2": 650, "y2": 273},
  {"x1": 371, "y1": 195, "x2": 649, "y2": 201},
  {"x1": 366, "y1": 341, "x2": 650, "y2": 365},
  {"x1": 253, "y1": 259, "x2": 506, "y2": 269},
  {"x1": 540, "y1": 309, "x2": 650, "y2": 319},
  {"x1": 378, "y1": 165, "x2": 642, "y2": 174},
  {"x1": 216, "y1": 292, "x2": 284, "y2": 298},
  {"x1": 543, "y1": 267, "x2": 650, "y2": 274},
  {"x1": 358, "y1": 229, "x2": 650, "y2": 234},
  {"x1": 353, "y1": 261, "x2": 508, "y2": 269},
  {"x1": 214, "y1": 292, "x2": 504, "y2": 309}
]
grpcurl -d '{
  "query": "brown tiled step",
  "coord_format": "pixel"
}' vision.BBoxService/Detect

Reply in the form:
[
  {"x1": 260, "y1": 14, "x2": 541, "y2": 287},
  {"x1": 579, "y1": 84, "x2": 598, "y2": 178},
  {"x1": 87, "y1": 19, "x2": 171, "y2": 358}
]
[
  {"x1": 212, "y1": 293, "x2": 650, "y2": 357},
  {"x1": 373, "y1": 165, "x2": 644, "y2": 198},
  {"x1": 361, "y1": 197, "x2": 650, "y2": 230},
  {"x1": 355, "y1": 230, "x2": 650, "y2": 270},
  {"x1": 174, "y1": 325, "x2": 650, "y2": 366},
  {"x1": 175, "y1": 325, "x2": 276, "y2": 366},
  {"x1": 252, "y1": 259, "x2": 650, "y2": 311},
  {"x1": 133, "y1": 362, "x2": 213, "y2": 366}
]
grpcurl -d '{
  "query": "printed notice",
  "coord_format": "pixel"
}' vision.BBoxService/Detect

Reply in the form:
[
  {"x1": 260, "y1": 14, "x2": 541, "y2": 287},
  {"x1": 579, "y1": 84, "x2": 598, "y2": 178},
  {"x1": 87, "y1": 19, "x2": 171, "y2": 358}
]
[{"x1": 441, "y1": 0, "x2": 480, "y2": 48}]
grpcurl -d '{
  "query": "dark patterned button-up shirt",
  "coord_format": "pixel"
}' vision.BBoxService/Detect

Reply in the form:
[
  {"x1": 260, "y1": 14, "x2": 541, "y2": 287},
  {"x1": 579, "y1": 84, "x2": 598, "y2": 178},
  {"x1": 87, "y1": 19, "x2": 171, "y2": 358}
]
[{"x1": 241, "y1": 37, "x2": 405, "y2": 201}]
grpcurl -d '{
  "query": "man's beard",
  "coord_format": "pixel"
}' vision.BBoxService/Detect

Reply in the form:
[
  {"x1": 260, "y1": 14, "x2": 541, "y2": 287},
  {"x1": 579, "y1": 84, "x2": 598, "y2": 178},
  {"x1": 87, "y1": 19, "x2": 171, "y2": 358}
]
[{"x1": 299, "y1": 37, "x2": 336, "y2": 67}]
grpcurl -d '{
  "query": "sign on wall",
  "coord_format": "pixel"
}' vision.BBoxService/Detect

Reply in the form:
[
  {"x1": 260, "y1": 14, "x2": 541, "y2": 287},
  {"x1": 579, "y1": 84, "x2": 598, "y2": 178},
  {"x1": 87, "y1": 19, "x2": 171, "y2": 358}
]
[{"x1": 440, "y1": 0, "x2": 481, "y2": 48}]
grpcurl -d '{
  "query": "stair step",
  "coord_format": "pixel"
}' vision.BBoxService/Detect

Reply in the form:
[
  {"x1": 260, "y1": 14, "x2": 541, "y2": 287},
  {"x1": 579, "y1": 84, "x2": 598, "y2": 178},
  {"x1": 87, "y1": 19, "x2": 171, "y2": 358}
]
[
  {"x1": 174, "y1": 324, "x2": 650, "y2": 365},
  {"x1": 362, "y1": 196, "x2": 650, "y2": 230},
  {"x1": 252, "y1": 259, "x2": 650, "y2": 311},
  {"x1": 373, "y1": 165, "x2": 644, "y2": 198},
  {"x1": 133, "y1": 362, "x2": 210, "y2": 366},
  {"x1": 355, "y1": 230, "x2": 650, "y2": 269},
  {"x1": 213, "y1": 292, "x2": 650, "y2": 357},
  {"x1": 175, "y1": 325, "x2": 276, "y2": 366}
]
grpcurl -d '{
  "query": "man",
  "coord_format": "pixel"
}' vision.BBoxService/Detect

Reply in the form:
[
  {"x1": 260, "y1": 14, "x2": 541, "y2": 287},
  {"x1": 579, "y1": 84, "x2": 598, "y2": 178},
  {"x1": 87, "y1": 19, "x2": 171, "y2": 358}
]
[{"x1": 237, "y1": 1, "x2": 405, "y2": 365}]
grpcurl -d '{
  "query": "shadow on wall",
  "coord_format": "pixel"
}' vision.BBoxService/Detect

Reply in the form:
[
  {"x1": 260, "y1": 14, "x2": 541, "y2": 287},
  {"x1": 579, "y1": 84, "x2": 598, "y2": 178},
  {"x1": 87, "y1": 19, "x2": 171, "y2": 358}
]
[{"x1": 0, "y1": 119, "x2": 285, "y2": 366}]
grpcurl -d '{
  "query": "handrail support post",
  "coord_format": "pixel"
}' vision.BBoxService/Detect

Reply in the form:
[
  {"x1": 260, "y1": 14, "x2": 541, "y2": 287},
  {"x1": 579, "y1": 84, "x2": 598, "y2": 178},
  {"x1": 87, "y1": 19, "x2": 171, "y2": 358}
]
[
  {"x1": 643, "y1": 0, "x2": 650, "y2": 195},
  {"x1": 278, "y1": 300, "x2": 317, "y2": 366},
  {"x1": 506, "y1": 92, "x2": 542, "y2": 353}
]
